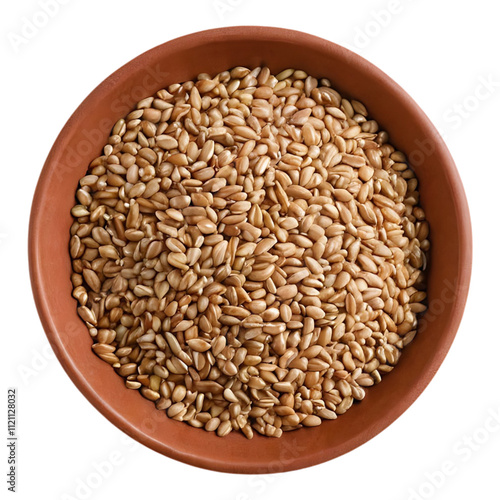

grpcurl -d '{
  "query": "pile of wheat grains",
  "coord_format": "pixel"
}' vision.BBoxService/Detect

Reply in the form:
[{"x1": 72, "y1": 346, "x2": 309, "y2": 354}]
[{"x1": 69, "y1": 66, "x2": 429, "y2": 439}]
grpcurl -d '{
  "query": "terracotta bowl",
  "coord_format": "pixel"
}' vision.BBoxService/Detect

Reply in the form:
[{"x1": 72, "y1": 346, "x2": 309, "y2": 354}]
[{"x1": 29, "y1": 26, "x2": 472, "y2": 473}]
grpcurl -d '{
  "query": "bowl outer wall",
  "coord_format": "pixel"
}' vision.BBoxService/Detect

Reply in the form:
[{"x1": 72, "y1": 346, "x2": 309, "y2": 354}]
[{"x1": 29, "y1": 26, "x2": 472, "y2": 473}]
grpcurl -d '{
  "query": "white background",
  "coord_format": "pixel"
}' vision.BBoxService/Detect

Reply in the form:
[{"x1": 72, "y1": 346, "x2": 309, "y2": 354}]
[{"x1": 2, "y1": 1, "x2": 499, "y2": 499}]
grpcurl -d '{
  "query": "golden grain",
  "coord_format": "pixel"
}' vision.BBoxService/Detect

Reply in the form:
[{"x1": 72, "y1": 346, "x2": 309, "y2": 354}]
[{"x1": 71, "y1": 65, "x2": 429, "y2": 439}]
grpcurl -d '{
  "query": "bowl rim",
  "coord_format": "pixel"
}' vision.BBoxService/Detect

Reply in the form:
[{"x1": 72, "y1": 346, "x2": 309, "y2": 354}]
[{"x1": 29, "y1": 25, "x2": 473, "y2": 473}]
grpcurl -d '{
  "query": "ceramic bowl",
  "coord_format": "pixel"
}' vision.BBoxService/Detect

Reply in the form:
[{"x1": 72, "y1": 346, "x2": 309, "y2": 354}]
[{"x1": 29, "y1": 26, "x2": 472, "y2": 473}]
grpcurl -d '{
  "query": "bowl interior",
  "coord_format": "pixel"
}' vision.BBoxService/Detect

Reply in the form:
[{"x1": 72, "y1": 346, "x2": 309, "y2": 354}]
[{"x1": 29, "y1": 26, "x2": 472, "y2": 473}]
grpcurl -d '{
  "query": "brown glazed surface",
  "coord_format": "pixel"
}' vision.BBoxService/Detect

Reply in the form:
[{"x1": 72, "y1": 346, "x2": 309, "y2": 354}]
[{"x1": 29, "y1": 27, "x2": 472, "y2": 473}]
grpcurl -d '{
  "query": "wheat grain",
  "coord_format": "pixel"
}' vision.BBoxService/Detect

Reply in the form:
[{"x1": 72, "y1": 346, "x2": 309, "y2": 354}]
[{"x1": 70, "y1": 66, "x2": 429, "y2": 439}]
